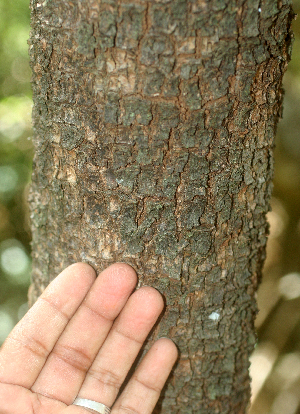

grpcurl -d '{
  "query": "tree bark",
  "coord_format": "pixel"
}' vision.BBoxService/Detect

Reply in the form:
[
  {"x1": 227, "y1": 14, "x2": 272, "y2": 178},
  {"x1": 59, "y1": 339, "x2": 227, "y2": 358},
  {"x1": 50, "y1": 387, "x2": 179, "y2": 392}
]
[{"x1": 28, "y1": 1, "x2": 294, "y2": 413}]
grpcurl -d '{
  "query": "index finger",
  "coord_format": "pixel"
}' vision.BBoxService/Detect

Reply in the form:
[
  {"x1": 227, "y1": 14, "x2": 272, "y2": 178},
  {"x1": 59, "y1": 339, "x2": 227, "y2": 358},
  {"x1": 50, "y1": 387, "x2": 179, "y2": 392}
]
[{"x1": 0, "y1": 263, "x2": 96, "y2": 388}]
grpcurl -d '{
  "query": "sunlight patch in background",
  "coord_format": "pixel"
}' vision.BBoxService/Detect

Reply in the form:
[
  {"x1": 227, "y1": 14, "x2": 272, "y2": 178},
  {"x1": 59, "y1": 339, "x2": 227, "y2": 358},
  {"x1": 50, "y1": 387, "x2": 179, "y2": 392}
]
[
  {"x1": 2, "y1": 24, "x2": 30, "y2": 57},
  {"x1": 0, "y1": 166, "x2": 18, "y2": 193},
  {"x1": 250, "y1": 342, "x2": 278, "y2": 402},
  {"x1": 278, "y1": 273, "x2": 300, "y2": 300},
  {"x1": 275, "y1": 352, "x2": 300, "y2": 385},
  {"x1": 0, "y1": 239, "x2": 31, "y2": 284},
  {"x1": 0, "y1": 95, "x2": 32, "y2": 142}
]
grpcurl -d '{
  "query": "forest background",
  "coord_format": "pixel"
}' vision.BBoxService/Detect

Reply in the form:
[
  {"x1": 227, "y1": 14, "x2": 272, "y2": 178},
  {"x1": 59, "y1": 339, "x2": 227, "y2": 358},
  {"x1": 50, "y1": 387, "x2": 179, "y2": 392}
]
[{"x1": 0, "y1": 0, "x2": 300, "y2": 413}]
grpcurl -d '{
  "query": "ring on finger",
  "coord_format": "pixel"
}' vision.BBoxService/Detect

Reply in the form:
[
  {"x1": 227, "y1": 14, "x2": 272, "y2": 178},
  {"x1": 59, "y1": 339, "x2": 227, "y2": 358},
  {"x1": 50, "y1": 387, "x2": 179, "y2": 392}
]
[{"x1": 72, "y1": 397, "x2": 111, "y2": 414}]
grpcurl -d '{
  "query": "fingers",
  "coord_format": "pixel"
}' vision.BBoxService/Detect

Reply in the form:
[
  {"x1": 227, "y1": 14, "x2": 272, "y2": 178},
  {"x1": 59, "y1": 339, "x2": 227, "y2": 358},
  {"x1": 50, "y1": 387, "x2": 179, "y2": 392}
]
[
  {"x1": 0, "y1": 263, "x2": 96, "y2": 388},
  {"x1": 76, "y1": 286, "x2": 164, "y2": 407},
  {"x1": 31, "y1": 263, "x2": 137, "y2": 404},
  {"x1": 112, "y1": 338, "x2": 178, "y2": 414},
  {"x1": 0, "y1": 260, "x2": 177, "y2": 414},
  {"x1": 65, "y1": 339, "x2": 178, "y2": 414}
]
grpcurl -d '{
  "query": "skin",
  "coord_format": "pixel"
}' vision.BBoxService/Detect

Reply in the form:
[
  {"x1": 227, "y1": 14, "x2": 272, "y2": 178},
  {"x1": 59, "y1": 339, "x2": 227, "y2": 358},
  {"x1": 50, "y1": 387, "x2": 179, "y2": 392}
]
[{"x1": 0, "y1": 262, "x2": 178, "y2": 414}]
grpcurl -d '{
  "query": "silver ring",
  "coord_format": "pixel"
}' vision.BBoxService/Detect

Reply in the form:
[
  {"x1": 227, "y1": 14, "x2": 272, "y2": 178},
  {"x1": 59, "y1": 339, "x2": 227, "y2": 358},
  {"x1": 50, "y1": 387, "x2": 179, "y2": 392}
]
[{"x1": 73, "y1": 398, "x2": 111, "y2": 414}]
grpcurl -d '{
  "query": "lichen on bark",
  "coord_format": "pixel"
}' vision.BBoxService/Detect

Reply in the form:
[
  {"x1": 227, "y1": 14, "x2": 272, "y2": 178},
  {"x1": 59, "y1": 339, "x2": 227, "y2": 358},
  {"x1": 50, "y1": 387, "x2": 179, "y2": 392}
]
[{"x1": 28, "y1": 1, "x2": 294, "y2": 413}]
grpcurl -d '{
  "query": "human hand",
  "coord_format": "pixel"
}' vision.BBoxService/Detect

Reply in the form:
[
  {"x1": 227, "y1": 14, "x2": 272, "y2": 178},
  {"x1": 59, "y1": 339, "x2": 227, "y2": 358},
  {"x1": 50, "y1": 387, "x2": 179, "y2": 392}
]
[{"x1": 0, "y1": 263, "x2": 178, "y2": 414}]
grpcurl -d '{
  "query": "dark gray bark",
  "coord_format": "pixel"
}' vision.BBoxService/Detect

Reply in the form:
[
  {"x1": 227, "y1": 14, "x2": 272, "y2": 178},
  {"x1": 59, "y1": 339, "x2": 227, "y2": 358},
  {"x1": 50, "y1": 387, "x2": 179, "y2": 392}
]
[{"x1": 28, "y1": 1, "x2": 294, "y2": 413}]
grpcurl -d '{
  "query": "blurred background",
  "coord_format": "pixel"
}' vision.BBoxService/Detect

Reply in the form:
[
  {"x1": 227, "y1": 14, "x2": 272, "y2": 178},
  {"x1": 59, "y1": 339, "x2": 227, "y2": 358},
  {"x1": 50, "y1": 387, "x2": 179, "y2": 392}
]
[
  {"x1": 0, "y1": 0, "x2": 299, "y2": 412},
  {"x1": 0, "y1": 0, "x2": 33, "y2": 342}
]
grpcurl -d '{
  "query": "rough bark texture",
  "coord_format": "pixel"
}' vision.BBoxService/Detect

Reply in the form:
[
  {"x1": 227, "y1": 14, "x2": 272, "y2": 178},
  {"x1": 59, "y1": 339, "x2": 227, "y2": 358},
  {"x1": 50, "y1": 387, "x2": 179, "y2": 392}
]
[{"x1": 28, "y1": 1, "x2": 294, "y2": 413}]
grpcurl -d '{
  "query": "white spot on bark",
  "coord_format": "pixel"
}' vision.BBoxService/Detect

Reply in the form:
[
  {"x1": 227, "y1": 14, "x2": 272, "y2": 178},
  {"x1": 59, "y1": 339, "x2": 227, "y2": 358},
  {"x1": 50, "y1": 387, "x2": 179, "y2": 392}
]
[
  {"x1": 221, "y1": 270, "x2": 227, "y2": 279},
  {"x1": 209, "y1": 312, "x2": 220, "y2": 321}
]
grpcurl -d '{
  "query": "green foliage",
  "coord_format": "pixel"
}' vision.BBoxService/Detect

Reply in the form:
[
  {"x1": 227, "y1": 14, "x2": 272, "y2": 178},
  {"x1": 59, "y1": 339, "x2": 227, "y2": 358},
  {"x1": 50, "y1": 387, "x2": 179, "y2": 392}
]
[{"x1": 0, "y1": 0, "x2": 32, "y2": 344}]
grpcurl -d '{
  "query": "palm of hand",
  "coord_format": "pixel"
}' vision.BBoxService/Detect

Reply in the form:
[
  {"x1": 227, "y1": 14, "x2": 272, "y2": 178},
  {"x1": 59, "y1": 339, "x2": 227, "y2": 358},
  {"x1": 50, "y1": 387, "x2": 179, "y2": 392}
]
[{"x1": 0, "y1": 263, "x2": 177, "y2": 414}]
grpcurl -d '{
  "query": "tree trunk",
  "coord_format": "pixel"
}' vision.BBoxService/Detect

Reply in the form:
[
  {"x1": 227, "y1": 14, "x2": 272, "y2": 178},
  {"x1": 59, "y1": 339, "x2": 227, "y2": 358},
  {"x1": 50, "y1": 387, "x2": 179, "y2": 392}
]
[{"x1": 28, "y1": 1, "x2": 294, "y2": 413}]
